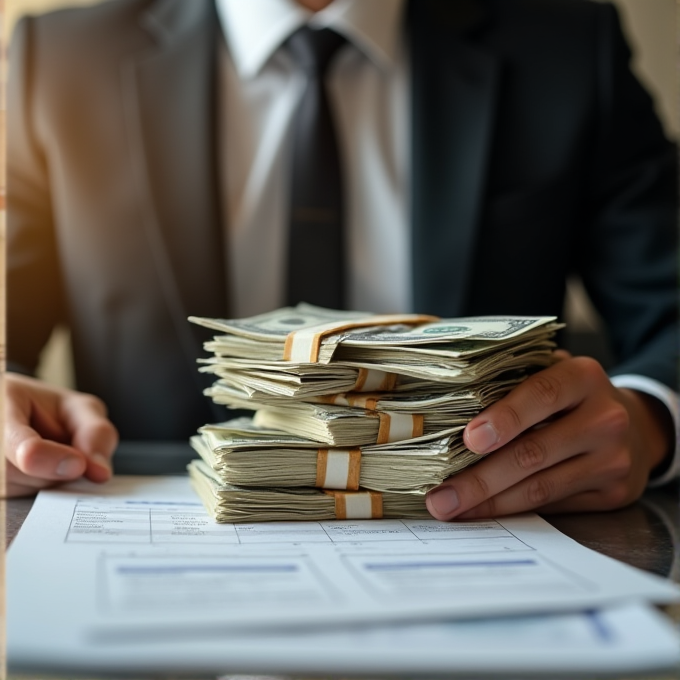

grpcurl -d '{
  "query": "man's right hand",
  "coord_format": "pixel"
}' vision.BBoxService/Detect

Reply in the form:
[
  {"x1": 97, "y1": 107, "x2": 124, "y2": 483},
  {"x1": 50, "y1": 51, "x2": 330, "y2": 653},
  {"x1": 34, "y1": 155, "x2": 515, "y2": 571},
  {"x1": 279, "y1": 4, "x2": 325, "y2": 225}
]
[{"x1": 4, "y1": 373, "x2": 119, "y2": 497}]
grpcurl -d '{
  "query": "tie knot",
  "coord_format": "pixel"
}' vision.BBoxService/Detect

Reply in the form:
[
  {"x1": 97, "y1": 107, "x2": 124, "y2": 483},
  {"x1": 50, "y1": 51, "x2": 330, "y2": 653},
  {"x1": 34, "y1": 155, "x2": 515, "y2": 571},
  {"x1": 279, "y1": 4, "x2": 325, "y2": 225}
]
[{"x1": 286, "y1": 26, "x2": 346, "y2": 75}]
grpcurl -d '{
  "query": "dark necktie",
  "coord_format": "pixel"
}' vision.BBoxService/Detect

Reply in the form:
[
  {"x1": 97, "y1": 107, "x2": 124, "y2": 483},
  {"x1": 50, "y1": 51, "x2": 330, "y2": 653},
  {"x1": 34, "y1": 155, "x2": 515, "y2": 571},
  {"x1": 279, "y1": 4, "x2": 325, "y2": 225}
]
[{"x1": 286, "y1": 26, "x2": 346, "y2": 309}]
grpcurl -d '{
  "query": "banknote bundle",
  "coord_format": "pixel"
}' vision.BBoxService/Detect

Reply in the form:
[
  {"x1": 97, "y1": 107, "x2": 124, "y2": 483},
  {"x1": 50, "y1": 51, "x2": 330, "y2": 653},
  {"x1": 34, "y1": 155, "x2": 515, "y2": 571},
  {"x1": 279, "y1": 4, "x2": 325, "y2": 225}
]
[
  {"x1": 189, "y1": 459, "x2": 430, "y2": 522},
  {"x1": 188, "y1": 304, "x2": 562, "y2": 522},
  {"x1": 204, "y1": 377, "x2": 523, "y2": 446},
  {"x1": 191, "y1": 417, "x2": 473, "y2": 493},
  {"x1": 192, "y1": 304, "x2": 559, "y2": 382}
]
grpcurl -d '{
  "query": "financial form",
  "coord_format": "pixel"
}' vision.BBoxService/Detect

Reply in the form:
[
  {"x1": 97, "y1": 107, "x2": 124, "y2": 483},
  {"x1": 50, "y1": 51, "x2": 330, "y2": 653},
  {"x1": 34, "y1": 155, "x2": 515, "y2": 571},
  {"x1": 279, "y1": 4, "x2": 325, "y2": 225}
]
[{"x1": 7, "y1": 475, "x2": 680, "y2": 675}]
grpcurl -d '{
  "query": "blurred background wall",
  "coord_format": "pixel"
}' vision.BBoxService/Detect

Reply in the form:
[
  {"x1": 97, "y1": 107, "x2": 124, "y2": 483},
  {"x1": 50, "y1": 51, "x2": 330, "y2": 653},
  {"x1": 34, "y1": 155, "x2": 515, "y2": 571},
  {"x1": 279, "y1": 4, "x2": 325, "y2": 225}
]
[{"x1": 5, "y1": 0, "x2": 678, "y2": 387}]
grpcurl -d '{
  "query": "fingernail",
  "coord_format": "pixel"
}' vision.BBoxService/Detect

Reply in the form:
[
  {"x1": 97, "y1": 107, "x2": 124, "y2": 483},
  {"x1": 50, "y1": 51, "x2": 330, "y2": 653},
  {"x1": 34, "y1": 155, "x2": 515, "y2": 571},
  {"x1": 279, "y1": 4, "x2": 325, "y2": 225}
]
[
  {"x1": 90, "y1": 452, "x2": 111, "y2": 472},
  {"x1": 428, "y1": 487, "x2": 460, "y2": 516},
  {"x1": 55, "y1": 457, "x2": 83, "y2": 478},
  {"x1": 466, "y1": 421, "x2": 499, "y2": 454}
]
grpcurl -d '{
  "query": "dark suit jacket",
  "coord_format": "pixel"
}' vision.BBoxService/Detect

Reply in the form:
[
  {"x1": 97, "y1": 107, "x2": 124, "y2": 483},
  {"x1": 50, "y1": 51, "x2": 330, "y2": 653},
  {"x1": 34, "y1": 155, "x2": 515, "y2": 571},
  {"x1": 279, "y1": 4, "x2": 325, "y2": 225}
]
[{"x1": 8, "y1": 0, "x2": 678, "y2": 441}]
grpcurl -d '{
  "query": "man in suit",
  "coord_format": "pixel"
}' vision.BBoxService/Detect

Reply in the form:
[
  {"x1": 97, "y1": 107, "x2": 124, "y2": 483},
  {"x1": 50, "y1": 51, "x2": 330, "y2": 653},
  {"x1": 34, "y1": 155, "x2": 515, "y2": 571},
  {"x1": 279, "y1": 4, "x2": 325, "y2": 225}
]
[{"x1": 6, "y1": 0, "x2": 678, "y2": 520}]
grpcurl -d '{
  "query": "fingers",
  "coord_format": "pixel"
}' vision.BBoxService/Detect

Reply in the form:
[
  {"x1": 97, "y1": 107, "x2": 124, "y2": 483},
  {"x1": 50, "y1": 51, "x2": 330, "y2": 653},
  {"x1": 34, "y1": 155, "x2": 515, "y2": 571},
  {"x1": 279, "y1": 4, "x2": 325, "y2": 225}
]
[
  {"x1": 427, "y1": 405, "x2": 608, "y2": 520},
  {"x1": 6, "y1": 467, "x2": 69, "y2": 498},
  {"x1": 427, "y1": 439, "x2": 634, "y2": 520},
  {"x1": 7, "y1": 430, "x2": 89, "y2": 497},
  {"x1": 454, "y1": 442, "x2": 638, "y2": 519},
  {"x1": 5, "y1": 397, "x2": 88, "y2": 484},
  {"x1": 4, "y1": 374, "x2": 119, "y2": 496},
  {"x1": 13, "y1": 427, "x2": 87, "y2": 479},
  {"x1": 463, "y1": 357, "x2": 603, "y2": 455},
  {"x1": 426, "y1": 424, "x2": 564, "y2": 520},
  {"x1": 426, "y1": 356, "x2": 643, "y2": 521},
  {"x1": 60, "y1": 391, "x2": 119, "y2": 482}
]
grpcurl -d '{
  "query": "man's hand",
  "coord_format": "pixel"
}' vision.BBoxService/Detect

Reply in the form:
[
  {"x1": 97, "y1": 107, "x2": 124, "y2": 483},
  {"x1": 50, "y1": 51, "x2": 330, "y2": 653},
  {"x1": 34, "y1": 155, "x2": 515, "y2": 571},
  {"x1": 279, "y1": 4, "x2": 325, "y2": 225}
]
[
  {"x1": 4, "y1": 373, "x2": 119, "y2": 497},
  {"x1": 426, "y1": 354, "x2": 674, "y2": 520}
]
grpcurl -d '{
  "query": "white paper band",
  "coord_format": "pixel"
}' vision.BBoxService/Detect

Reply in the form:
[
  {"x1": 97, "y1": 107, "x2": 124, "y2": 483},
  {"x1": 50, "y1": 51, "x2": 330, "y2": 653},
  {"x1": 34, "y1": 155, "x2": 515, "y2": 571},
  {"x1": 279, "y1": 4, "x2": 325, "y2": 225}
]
[
  {"x1": 324, "y1": 450, "x2": 351, "y2": 489},
  {"x1": 316, "y1": 449, "x2": 361, "y2": 490},
  {"x1": 343, "y1": 494, "x2": 374, "y2": 519}
]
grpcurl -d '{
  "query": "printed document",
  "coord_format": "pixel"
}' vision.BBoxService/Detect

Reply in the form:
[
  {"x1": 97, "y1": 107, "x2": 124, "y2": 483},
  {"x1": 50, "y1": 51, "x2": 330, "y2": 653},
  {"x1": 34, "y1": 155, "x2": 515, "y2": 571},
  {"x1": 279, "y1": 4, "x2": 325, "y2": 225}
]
[{"x1": 7, "y1": 475, "x2": 680, "y2": 675}]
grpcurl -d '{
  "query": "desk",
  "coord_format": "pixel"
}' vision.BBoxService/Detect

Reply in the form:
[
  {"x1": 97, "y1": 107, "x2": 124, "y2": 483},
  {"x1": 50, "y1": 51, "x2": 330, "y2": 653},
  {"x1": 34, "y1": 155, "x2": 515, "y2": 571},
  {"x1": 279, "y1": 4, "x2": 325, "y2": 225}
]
[{"x1": 5, "y1": 452, "x2": 680, "y2": 680}]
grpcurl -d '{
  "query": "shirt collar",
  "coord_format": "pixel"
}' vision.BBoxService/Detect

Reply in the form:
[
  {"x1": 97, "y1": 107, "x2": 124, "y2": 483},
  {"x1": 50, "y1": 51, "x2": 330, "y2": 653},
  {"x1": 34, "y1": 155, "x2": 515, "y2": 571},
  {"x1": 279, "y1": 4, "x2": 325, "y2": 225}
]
[{"x1": 216, "y1": 0, "x2": 405, "y2": 79}]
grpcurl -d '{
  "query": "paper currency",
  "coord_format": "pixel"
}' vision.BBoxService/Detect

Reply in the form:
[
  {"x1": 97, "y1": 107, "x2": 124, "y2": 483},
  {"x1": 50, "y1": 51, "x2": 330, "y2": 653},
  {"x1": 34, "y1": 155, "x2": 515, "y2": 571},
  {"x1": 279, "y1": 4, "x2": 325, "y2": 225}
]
[
  {"x1": 190, "y1": 304, "x2": 437, "y2": 364},
  {"x1": 188, "y1": 459, "x2": 430, "y2": 522},
  {"x1": 206, "y1": 375, "x2": 521, "y2": 413},
  {"x1": 197, "y1": 358, "x2": 408, "y2": 398},
  {"x1": 187, "y1": 305, "x2": 564, "y2": 522},
  {"x1": 191, "y1": 417, "x2": 474, "y2": 493},
  {"x1": 190, "y1": 304, "x2": 561, "y2": 374}
]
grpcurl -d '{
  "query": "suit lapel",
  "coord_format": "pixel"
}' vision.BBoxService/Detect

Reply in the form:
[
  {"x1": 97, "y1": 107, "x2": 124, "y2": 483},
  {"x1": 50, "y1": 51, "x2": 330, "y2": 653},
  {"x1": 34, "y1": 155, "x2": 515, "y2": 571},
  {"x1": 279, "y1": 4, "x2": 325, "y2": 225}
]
[
  {"x1": 409, "y1": 0, "x2": 500, "y2": 317},
  {"x1": 120, "y1": 0, "x2": 499, "y2": 334},
  {"x1": 121, "y1": 0, "x2": 226, "y2": 373}
]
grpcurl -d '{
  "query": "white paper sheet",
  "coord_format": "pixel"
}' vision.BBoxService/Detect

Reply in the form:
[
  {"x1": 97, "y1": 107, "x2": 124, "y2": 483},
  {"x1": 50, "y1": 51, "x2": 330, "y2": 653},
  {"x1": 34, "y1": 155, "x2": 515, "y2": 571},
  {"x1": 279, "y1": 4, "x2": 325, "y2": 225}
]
[
  {"x1": 12, "y1": 601, "x2": 680, "y2": 676},
  {"x1": 7, "y1": 475, "x2": 680, "y2": 676}
]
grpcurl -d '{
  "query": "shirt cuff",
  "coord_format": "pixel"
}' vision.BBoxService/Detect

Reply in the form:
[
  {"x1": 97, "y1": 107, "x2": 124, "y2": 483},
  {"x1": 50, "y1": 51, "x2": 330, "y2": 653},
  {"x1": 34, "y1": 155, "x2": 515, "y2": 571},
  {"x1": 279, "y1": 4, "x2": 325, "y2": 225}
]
[{"x1": 610, "y1": 374, "x2": 680, "y2": 487}]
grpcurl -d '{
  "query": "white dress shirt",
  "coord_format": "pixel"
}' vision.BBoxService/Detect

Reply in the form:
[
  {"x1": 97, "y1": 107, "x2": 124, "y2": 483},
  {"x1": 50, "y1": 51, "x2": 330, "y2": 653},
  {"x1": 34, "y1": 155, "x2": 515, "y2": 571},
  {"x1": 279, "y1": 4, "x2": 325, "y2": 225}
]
[
  {"x1": 217, "y1": 0, "x2": 409, "y2": 318},
  {"x1": 215, "y1": 0, "x2": 679, "y2": 485}
]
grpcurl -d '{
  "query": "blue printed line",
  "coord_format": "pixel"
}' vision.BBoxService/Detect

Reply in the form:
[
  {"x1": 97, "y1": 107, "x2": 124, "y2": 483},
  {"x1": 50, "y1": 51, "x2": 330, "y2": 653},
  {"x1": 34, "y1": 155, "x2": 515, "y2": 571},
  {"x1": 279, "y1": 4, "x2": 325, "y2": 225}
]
[
  {"x1": 116, "y1": 564, "x2": 298, "y2": 575},
  {"x1": 586, "y1": 610, "x2": 614, "y2": 643},
  {"x1": 364, "y1": 560, "x2": 537, "y2": 570}
]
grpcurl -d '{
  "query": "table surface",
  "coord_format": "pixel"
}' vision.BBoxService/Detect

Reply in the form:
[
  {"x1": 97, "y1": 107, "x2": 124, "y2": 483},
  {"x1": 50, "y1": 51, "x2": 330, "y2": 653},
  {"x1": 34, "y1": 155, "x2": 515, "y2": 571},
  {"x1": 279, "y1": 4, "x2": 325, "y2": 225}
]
[{"x1": 5, "y1": 477, "x2": 680, "y2": 680}]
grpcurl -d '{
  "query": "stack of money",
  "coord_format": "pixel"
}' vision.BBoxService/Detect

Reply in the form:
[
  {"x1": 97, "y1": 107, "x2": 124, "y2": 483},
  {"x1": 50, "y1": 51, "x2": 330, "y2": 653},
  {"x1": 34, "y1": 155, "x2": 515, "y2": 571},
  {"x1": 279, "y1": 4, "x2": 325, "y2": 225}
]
[
  {"x1": 188, "y1": 304, "x2": 562, "y2": 522},
  {"x1": 189, "y1": 459, "x2": 430, "y2": 523},
  {"x1": 204, "y1": 376, "x2": 524, "y2": 446},
  {"x1": 191, "y1": 417, "x2": 474, "y2": 493}
]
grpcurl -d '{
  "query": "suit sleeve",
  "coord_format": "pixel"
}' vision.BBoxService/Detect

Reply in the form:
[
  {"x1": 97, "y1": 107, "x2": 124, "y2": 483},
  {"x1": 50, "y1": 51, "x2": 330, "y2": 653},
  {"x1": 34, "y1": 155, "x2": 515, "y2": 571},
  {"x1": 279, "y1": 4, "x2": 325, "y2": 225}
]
[
  {"x1": 7, "y1": 16, "x2": 68, "y2": 375},
  {"x1": 579, "y1": 3, "x2": 678, "y2": 391}
]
